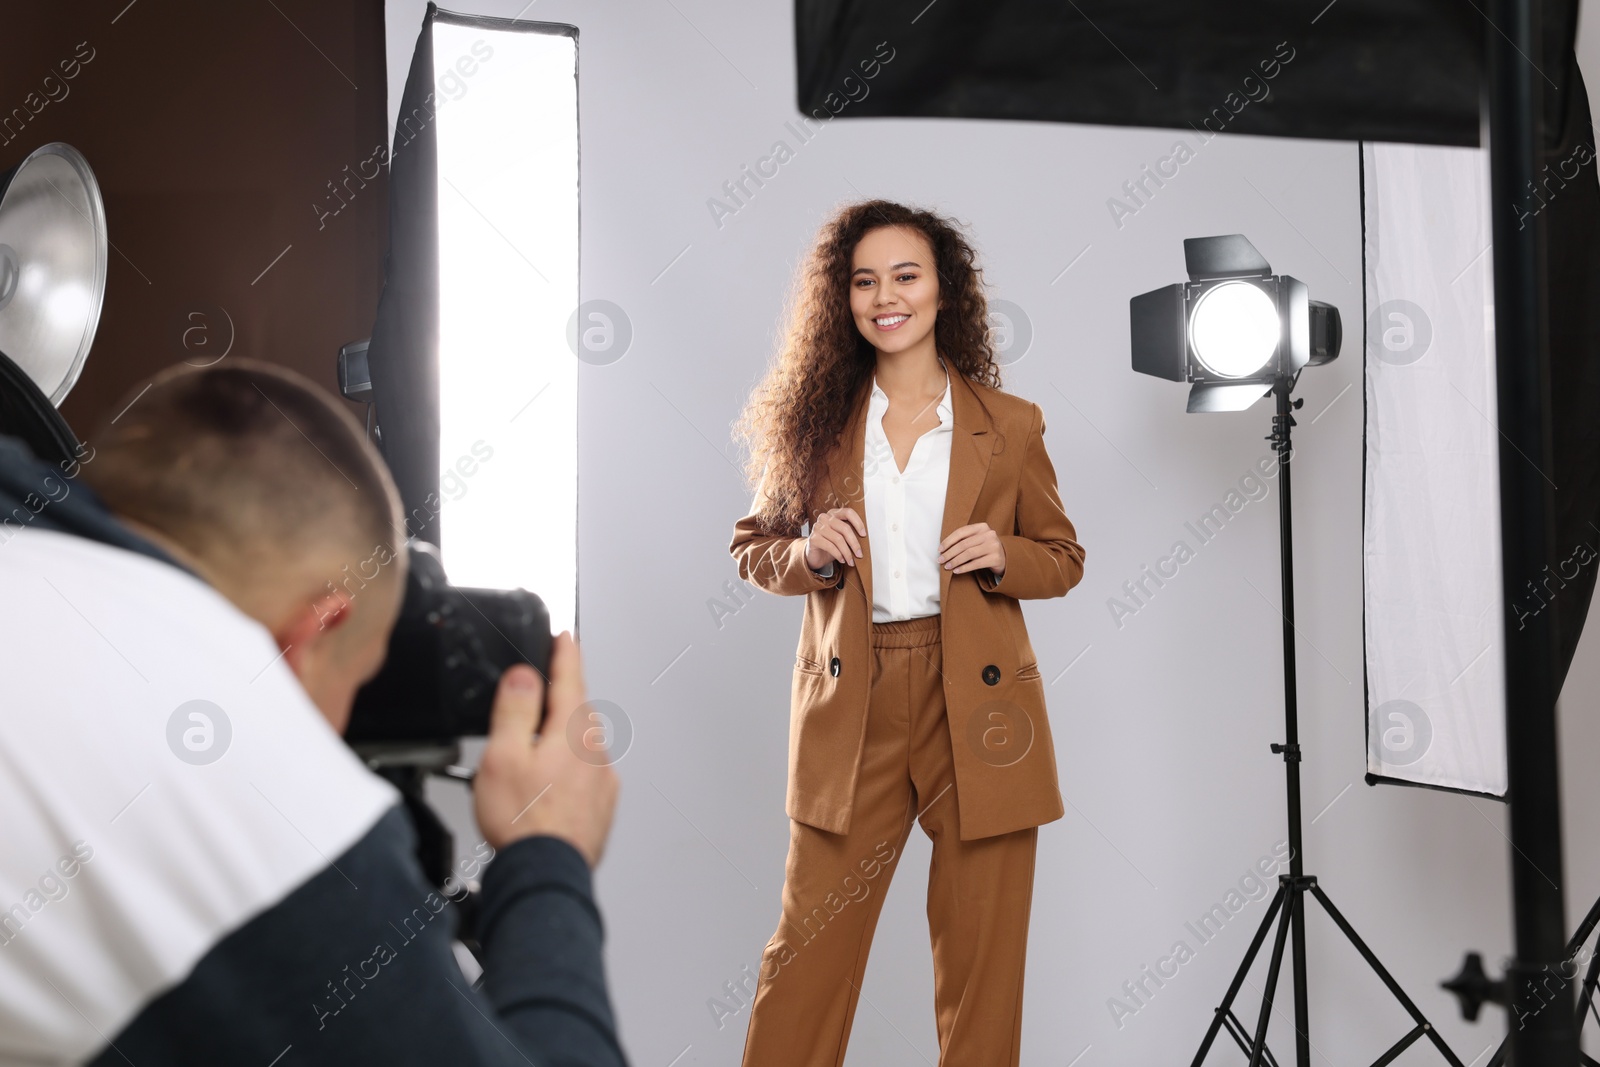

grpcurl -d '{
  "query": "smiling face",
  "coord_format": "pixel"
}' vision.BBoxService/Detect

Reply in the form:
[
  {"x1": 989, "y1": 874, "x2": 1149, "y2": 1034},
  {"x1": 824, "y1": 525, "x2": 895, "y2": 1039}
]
[{"x1": 849, "y1": 225, "x2": 941, "y2": 356}]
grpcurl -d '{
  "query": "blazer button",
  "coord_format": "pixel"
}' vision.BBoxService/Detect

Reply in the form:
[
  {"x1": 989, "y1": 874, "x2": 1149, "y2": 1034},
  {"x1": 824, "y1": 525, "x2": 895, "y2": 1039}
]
[
  {"x1": 982, "y1": 664, "x2": 1001, "y2": 686},
  {"x1": 830, "y1": 657, "x2": 841, "y2": 678}
]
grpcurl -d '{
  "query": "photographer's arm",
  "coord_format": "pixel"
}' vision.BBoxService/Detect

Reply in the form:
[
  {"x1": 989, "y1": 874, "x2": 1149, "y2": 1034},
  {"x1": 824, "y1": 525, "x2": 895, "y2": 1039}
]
[
  {"x1": 471, "y1": 642, "x2": 626, "y2": 1064},
  {"x1": 476, "y1": 835, "x2": 623, "y2": 1062}
]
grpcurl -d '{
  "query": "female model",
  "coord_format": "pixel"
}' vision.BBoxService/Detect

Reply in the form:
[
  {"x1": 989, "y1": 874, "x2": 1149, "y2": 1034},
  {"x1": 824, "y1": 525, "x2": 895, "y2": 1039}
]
[{"x1": 729, "y1": 200, "x2": 1086, "y2": 1066}]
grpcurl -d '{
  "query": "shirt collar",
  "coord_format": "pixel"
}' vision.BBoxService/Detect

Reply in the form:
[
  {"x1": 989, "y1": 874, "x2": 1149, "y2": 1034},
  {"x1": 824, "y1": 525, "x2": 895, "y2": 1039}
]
[{"x1": 869, "y1": 358, "x2": 954, "y2": 426}]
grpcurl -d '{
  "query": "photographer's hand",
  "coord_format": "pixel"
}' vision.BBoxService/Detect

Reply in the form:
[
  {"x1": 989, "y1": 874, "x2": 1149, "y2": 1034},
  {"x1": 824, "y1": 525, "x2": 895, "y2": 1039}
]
[{"x1": 474, "y1": 632, "x2": 619, "y2": 867}]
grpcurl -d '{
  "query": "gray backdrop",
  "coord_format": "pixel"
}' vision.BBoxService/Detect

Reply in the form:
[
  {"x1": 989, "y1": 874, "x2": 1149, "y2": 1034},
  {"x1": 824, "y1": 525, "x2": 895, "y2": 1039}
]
[{"x1": 387, "y1": 2, "x2": 1600, "y2": 1063}]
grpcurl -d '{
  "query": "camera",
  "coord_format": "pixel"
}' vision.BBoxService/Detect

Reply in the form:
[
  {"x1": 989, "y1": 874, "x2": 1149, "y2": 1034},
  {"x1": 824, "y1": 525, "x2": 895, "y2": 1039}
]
[{"x1": 344, "y1": 539, "x2": 552, "y2": 744}]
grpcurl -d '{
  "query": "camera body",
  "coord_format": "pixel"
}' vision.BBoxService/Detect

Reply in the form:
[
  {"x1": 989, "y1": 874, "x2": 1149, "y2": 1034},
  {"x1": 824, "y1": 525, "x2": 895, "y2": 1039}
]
[{"x1": 344, "y1": 541, "x2": 551, "y2": 744}]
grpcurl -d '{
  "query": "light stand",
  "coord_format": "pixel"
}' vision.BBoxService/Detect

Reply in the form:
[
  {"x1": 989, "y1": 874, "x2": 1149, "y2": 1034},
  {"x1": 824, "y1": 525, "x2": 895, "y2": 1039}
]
[
  {"x1": 1189, "y1": 375, "x2": 1467, "y2": 1067},
  {"x1": 1449, "y1": 885, "x2": 1600, "y2": 1066}
]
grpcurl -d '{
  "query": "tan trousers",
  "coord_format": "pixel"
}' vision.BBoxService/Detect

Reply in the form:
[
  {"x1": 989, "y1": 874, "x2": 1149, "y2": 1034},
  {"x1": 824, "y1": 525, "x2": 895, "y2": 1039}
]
[{"x1": 741, "y1": 613, "x2": 1039, "y2": 1067}]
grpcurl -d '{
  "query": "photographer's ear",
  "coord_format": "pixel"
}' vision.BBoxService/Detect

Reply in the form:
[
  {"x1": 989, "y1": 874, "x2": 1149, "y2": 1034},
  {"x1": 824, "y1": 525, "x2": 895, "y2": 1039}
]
[{"x1": 275, "y1": 590, "x2": 352, "y2": 676}]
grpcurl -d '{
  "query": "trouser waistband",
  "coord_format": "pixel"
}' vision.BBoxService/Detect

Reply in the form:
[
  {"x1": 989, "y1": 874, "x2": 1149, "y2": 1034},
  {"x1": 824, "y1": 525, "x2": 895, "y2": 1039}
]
[{"x1": 870, "y1": 612, "x2": 941, "y2": 648}]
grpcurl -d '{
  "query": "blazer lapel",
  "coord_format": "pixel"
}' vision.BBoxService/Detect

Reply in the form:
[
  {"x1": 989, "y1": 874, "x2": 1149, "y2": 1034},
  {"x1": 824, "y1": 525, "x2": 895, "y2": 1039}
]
[
  {"x1": 939, "y1": 371, "x2": 997, "y2": 609},
  {"x1": 828, "y1": 379, "x2": 875, "y2": 610}
]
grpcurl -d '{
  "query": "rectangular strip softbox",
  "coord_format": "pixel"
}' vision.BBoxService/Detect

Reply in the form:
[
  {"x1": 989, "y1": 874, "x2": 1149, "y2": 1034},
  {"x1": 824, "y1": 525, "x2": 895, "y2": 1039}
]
[{"x1": 1362, "y1": 141, "x2": 1507, "y2": 797}]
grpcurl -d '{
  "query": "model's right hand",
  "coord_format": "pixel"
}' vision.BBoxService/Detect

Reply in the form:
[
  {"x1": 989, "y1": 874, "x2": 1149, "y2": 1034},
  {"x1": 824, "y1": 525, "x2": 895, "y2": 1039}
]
[
  {"x1": 805, "y1": 507, "x2": 867, "y2": 569},
  {"x1": 474, "y1": 632, "x2": 619, "y2": 867}
]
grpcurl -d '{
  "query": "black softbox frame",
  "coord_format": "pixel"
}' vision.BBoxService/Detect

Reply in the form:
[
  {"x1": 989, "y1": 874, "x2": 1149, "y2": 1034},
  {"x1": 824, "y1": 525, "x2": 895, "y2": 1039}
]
[
  {"x1": 367, "y1": 5, "x2": 442, "y2": 542},
  {"x1": 792, "y1": 1, "x2": 1599, "y2": 1061},
  {"x1": 797, "y1": 0, "x2": 1577, "y2": 149}
]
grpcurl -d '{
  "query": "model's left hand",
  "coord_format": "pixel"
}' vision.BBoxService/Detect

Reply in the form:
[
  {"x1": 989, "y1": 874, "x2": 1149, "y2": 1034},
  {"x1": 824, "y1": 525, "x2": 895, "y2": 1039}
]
[{"x1": 940, "y1": 522, "x2": 1006, "y2": 577}]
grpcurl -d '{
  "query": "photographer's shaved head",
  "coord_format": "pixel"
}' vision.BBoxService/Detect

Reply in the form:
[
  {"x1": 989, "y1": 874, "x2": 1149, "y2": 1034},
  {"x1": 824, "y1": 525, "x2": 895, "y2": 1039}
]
[{"x1": 82, "y1": 359, "x2": 408, "y2": 728}]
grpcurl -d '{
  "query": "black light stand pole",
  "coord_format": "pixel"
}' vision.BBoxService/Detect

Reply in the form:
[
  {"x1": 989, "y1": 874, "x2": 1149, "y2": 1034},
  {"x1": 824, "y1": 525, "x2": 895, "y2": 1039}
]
[
  {"x1": 1445, "y1": 0, "x2": 1584, "y2": 1055},
  {"x1": 1272, "y1": 376, "x2": 1312, "y2": 1067},
  {"x1": 1485, "y1": 0, "x2": 1575, "y2": 1061},
  {"x1": 1192, "y1": 375, "x2": 1467, "y2": 1067}
]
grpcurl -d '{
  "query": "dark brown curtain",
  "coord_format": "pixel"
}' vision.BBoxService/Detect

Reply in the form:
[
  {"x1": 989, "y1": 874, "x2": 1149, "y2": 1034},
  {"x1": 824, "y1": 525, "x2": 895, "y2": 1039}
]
[{"x1": 0, "y1": 0, "x2": 389, "y2": 432}]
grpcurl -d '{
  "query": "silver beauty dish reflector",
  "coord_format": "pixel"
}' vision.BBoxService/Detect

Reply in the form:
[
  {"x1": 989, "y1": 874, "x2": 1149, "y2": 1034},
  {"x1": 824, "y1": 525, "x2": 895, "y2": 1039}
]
[{"x1": 0, "y1": 142, "x2": 107, "y2": 463}]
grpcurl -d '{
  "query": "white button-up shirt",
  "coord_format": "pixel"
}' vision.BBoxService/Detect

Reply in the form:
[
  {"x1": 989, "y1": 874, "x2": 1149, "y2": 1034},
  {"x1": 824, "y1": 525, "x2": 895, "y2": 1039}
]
[
  {"x1": 860, "y1": 365, "x2": 953, "y2": 622},
  {"x1": 811, "y1": 364, "x2": 955, "y2": 620}
]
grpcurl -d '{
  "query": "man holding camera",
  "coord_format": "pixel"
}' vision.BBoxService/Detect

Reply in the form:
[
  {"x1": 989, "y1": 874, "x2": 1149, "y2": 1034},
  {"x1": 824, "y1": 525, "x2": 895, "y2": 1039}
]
[{"x1": 0, "y1": 360, "x2": 626, "y2": 1065}]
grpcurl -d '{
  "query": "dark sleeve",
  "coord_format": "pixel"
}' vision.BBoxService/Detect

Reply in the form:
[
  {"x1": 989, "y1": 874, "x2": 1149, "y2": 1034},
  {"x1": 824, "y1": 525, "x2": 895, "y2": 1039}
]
[
  {"x1": 91, "y1": 805, "x2": 629, "y2": 1067},
  {"x1": 477, "y1": 835, "x2": 628, "y2": 1066}
]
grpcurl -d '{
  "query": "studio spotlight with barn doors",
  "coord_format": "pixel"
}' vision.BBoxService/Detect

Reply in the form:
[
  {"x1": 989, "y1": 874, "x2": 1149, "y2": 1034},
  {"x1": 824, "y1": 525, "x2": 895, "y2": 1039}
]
[
  {"x1": 1131, "y1": 233, "x2": 1341, "y2": 412},
  {"x1": 1131, "y1": 237, "x2": 1465, "y2": 1067}
]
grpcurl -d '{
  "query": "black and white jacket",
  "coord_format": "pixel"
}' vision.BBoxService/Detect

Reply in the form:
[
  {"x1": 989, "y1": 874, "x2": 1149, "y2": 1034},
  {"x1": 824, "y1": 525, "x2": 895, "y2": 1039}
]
[{"x1": 0, "y1": 436, "x2": 629, "y2": 1066}]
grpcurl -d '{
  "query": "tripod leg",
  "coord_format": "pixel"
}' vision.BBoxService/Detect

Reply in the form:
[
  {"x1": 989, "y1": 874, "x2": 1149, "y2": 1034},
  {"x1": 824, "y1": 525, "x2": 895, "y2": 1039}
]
[
  {"x1": 1561, "y1": 887, "x2": 1600, "y2": 1067},
  {"x1": 1566, "y1": 890, "x2": 1600, "y2": 961},
  {"x1": 1576, "y1": 940, "x2": 1600, "y2": 1026},
  {"x1": 1249, "y1": 889, "x2": 1296, "y2": 1067},
  {"x1": 1290, "y1": 884, "x2": 1311, "y2": 1067},
  {"x1": 1569, "y1": 944, "x2": 1600, "y2": 1063},
  {"x1": 1223, "y1": 1010, "x2": 1282, "y2": 1067},
  {"x1": 1308, "y1": 884, "x2": 1469, "y2": 1067},
  {"x1": 1192, "y1": 885, "x2": 1287, "y2": 1067}
]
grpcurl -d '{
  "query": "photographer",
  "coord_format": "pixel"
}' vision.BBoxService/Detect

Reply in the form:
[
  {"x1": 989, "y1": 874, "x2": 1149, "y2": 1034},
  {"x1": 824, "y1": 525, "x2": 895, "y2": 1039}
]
[{"x1": 0, "y1": 361, "x2": 626, "y2": 1066}]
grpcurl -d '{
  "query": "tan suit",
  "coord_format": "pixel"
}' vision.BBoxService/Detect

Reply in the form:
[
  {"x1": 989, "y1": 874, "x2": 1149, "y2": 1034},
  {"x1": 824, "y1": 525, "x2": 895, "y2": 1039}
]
[
  {"x1": 730, "y1": 371, "x2": 1085, "y2": 1066},
  {"x1": 730, "y1": 370, "x2": 1086, "y2": 841}
]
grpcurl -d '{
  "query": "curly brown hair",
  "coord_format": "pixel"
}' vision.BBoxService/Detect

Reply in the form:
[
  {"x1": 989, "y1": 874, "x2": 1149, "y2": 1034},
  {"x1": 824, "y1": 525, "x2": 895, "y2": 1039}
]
[{"x1": 734, "y1": 200, "x2": 1002, "y2": 536}]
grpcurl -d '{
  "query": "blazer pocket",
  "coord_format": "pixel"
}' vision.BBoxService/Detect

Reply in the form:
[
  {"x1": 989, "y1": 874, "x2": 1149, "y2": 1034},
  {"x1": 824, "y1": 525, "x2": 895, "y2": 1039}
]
[
  {"x1": 1017, "y1": 662, "x2": 1042, "y2": 681},
  {"x1": 796, "y1": 655, "x2": 826, "y2": 675}
]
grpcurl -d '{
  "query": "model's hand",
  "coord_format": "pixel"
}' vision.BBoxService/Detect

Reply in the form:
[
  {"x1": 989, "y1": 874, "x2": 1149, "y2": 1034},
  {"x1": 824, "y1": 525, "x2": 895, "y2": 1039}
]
[
  {"x1": 805, "y1": 507, "x2": 866, "y2": 569},
  {"x1": 940, "y1": 522, "x2": 1006, "y2": 576},
  {"x1": 473, "y1": 632, "x2": 620, "y2": 867}
]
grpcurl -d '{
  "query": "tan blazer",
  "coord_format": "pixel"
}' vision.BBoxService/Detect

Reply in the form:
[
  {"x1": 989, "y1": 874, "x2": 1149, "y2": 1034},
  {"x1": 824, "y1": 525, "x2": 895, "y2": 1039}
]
[{"x1": 730, "y1": 371, "x2": 1086, "y2": 840}]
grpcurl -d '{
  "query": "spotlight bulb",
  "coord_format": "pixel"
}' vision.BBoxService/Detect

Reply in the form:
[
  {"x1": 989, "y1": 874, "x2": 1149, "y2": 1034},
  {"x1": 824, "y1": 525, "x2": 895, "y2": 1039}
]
[{"x1": 1189, "y1": 281, "x2": 1279, "y2": 379}]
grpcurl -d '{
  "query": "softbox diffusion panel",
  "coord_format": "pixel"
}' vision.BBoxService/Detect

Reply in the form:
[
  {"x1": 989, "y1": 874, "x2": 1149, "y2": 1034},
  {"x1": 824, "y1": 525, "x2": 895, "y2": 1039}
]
[
  {"x1": 1362, "y1": 62, "x2": 1600, "y2": 797},
  {"x1": 796, "y1": 0, "x2": 1577, "y2": 147},
  {"x1": 1362, "y1": 141, "x2": 1506, "y2": 797}
]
